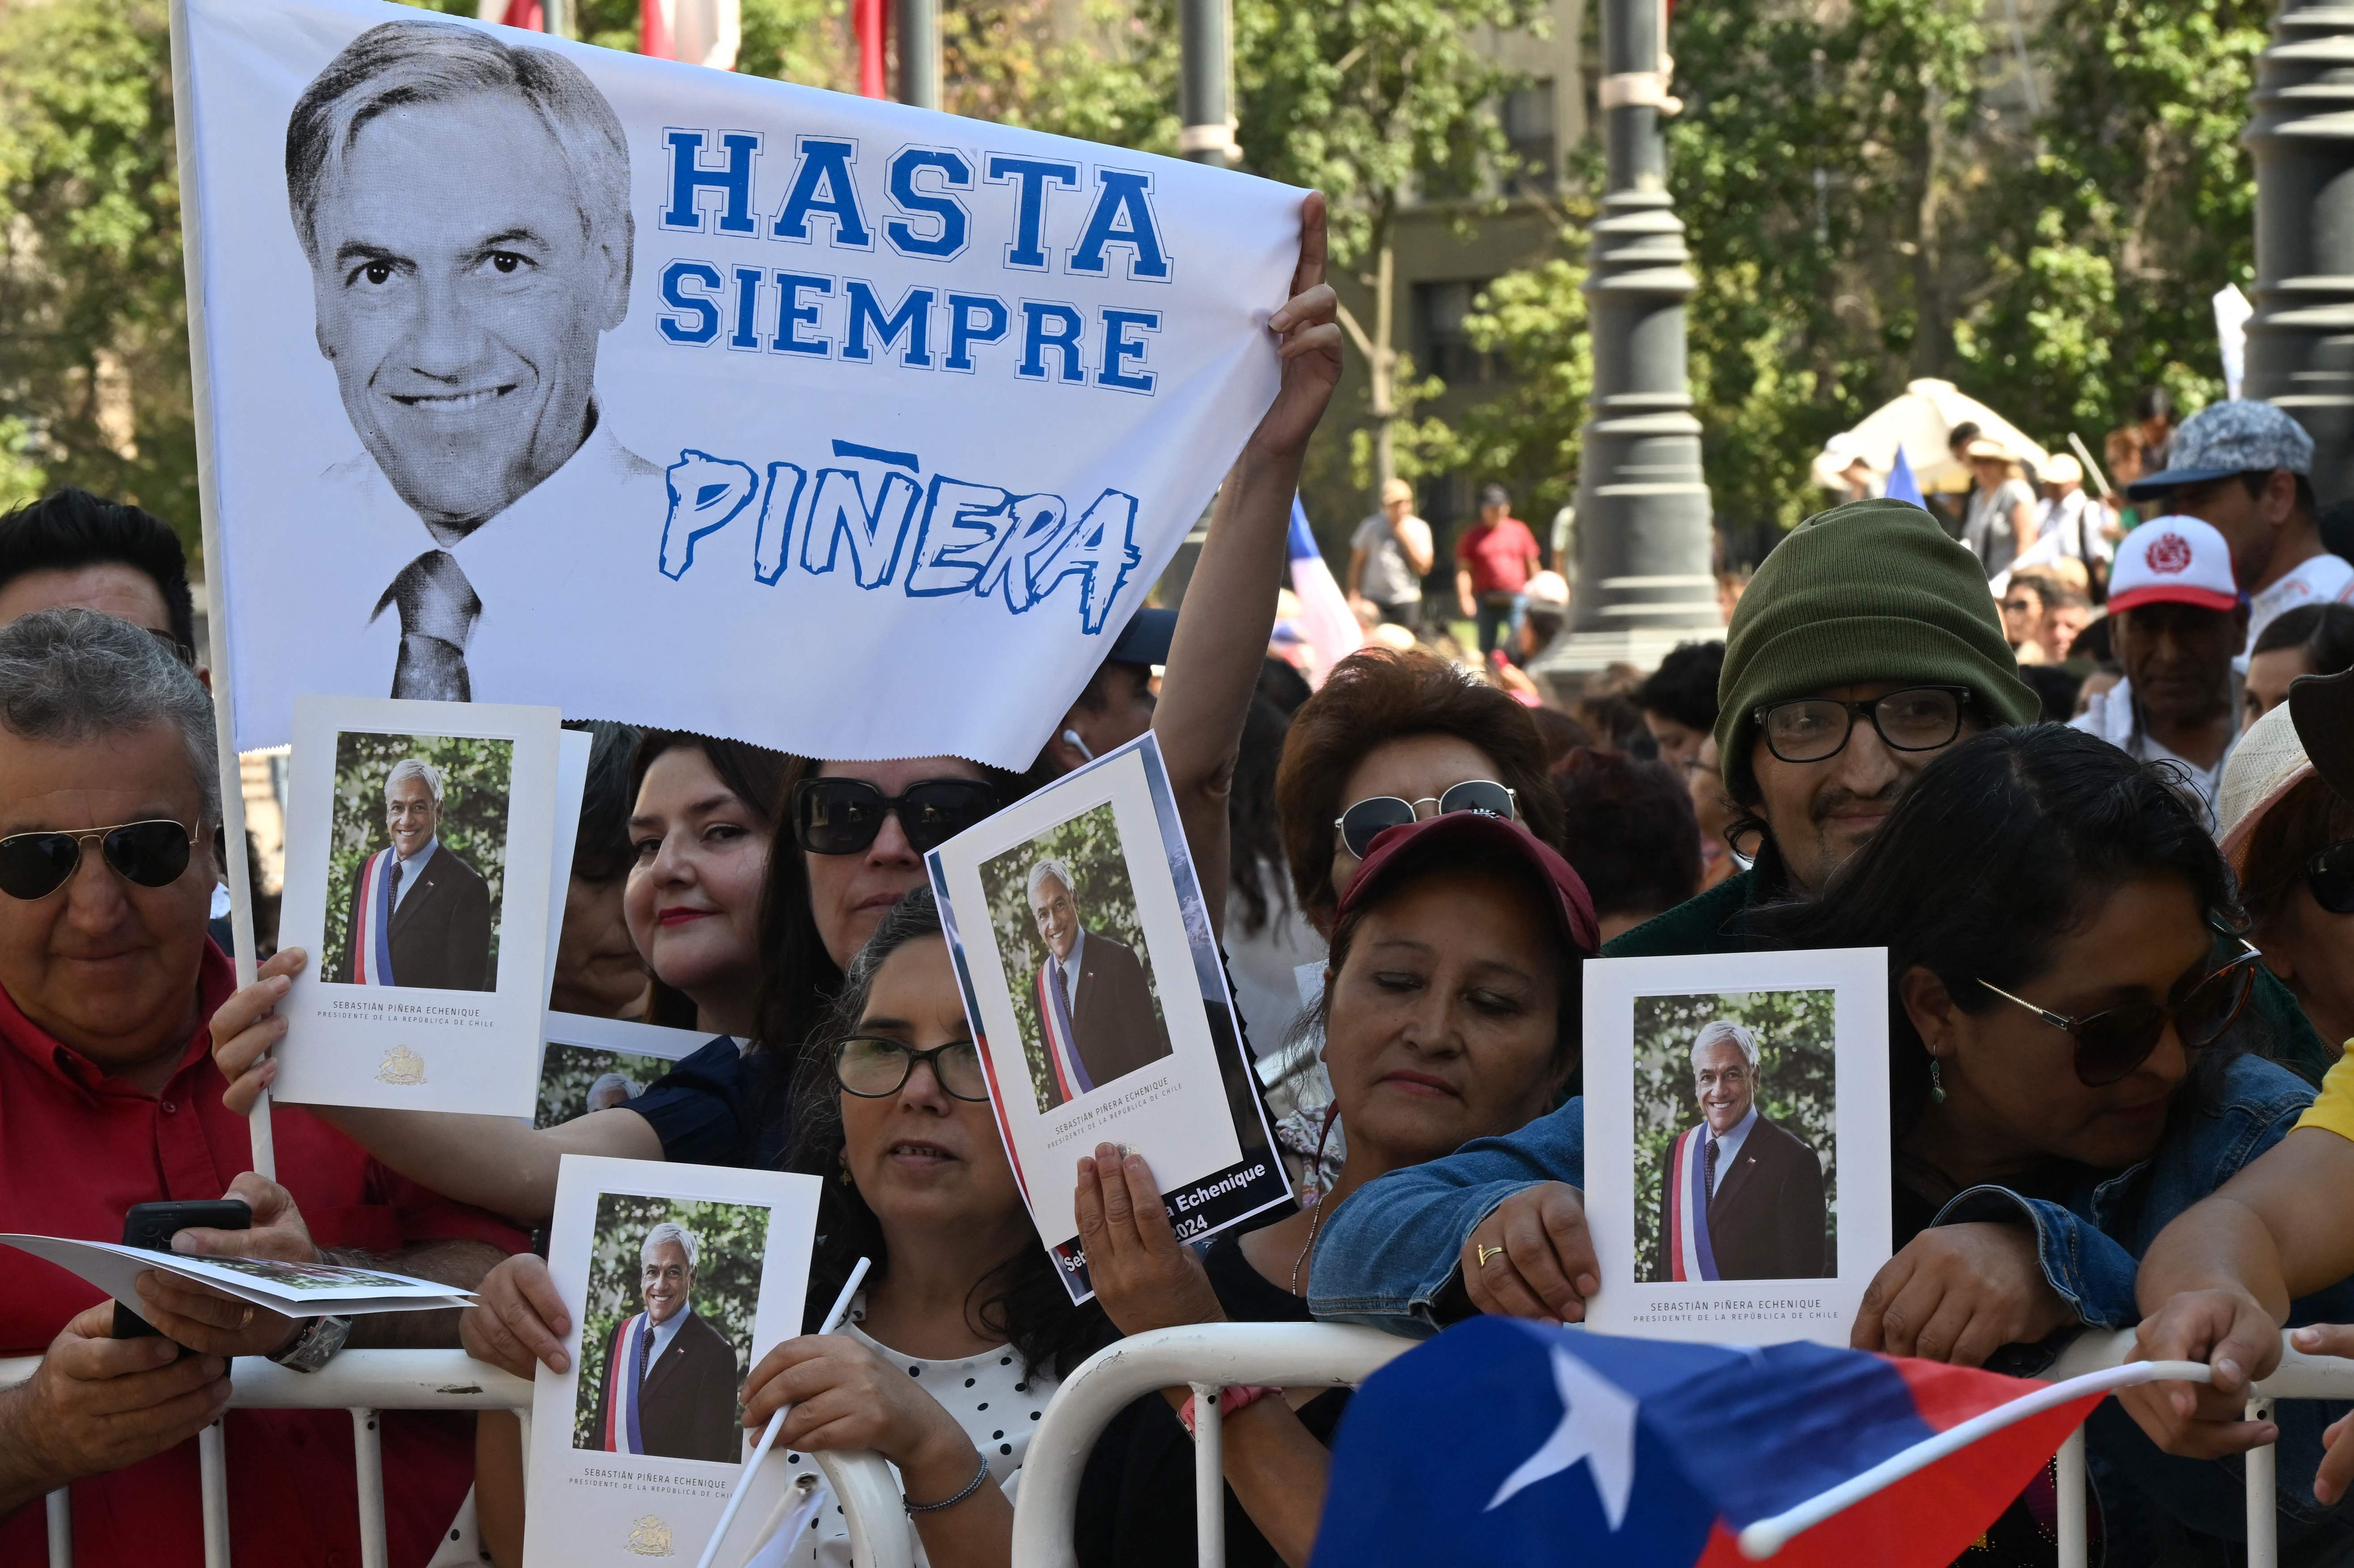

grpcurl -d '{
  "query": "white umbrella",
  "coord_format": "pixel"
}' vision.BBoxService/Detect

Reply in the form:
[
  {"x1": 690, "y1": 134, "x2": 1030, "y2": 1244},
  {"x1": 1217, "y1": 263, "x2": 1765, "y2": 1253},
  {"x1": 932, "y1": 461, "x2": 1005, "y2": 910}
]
[{"x1": 1810, "y1": 379, "x2": 2053, "y2": 496}]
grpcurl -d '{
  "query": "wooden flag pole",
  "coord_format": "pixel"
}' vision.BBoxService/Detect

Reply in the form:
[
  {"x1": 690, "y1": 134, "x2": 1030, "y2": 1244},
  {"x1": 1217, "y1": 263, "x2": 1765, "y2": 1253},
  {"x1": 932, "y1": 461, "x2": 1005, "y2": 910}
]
[{"x1": 167, "y1": 0, "x2": 274, "y2": 1180}]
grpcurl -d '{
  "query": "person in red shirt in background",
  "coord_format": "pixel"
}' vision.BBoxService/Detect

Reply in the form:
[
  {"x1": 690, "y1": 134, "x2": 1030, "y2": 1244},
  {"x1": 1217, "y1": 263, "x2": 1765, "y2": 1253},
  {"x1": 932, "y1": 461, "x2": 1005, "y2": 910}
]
[
  {"x1": 0, "y1": 609, "x2": 520, "y2": 1568},
  {"x1": 1453, "y1": 483, "x2": 1544, "y2": 656}
]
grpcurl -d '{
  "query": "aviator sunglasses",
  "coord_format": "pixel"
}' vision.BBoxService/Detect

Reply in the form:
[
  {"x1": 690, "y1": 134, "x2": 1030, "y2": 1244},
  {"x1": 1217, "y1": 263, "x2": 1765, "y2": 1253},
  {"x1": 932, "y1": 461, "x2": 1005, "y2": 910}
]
[
  {"x1": 1974, "y1": 937, "x2": 2263, "y2": 1088},
  {"x1": 1334, "y1": 779, "x2": 1518, "y2": 860},
  {"x1": 834, "y1": 1035, "x2": 991, "y2": 1102},
  {"x1": 792, "y1": 777, "x2": 1000, "y2": 857},
  {"x1": 0, "y1": 819, "x2": 196, "y2": 902}
]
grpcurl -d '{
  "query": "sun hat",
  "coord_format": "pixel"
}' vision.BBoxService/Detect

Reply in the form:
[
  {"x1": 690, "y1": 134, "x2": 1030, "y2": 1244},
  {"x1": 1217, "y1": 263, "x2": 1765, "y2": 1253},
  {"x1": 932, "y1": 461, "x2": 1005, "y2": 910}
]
[{"x1": 2218, "y1": 702, "x2": 2316, "y2": 865}]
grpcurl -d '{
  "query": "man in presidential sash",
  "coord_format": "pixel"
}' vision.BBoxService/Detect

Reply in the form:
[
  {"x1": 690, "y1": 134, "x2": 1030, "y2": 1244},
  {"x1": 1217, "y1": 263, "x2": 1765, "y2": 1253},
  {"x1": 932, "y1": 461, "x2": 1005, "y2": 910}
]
[
  {"x1": 338, "y1": 757, "x2": 495, "y2": 990},
  {"x1": 1025, "y1": 857, "x2": 1173, "y2": 1110},
  {"x1": 1652, "y1": 1019, "x2": 1829, "y2": 1283},
  {"x1": 589, "y1": 1222, "x2": 741, "y2": 1464}
]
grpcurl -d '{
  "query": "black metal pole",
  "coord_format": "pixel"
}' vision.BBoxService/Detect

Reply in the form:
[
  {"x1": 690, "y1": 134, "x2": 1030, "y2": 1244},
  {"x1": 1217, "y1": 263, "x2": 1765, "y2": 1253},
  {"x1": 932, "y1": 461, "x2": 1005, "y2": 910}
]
[
  {"x1": 896, "y1": 0, "x2": 939, "y2": 109},
  {"x1": 1178, "y1": 0, "x2": 1236, "y2": 165},
  {"x1": 1534, "y1": 0, "x2": 1720, "y2": 684},
  {"x1": 2245, "y1": 0, "x2": 2354, "y2": 507}
]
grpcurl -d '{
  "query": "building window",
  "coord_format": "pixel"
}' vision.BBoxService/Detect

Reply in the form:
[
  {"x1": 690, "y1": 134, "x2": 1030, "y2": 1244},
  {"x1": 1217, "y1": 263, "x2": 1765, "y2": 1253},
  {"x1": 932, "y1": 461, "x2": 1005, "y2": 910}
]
[
  {"x1": 1414, "y1": 279, "x2": 1494, "y2": 386},
  {"x1": 1502, "y1": 79, "x2": 1557, "y2": 191}
]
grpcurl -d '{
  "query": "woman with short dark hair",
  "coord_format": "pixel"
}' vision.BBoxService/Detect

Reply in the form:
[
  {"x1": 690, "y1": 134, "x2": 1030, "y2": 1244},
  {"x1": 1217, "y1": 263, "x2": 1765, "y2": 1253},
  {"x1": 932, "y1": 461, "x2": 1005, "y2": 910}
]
[
  {"x1": 1552, "y1": 748, "x2": 1701, "y2": 942},
  {"x1": 1274, "y1": 648, "x2": 1565, "y2": 937},
  {"x1": 2245, "y1": 602, "x2": 2354, "y2": 732}
]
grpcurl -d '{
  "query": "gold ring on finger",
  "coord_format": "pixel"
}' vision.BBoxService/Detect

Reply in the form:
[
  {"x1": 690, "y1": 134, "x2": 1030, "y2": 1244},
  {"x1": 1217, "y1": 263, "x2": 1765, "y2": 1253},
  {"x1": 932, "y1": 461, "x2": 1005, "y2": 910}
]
[{"x1": 1477, "y1": 1243, "x2": 1506, "y2": 1268}]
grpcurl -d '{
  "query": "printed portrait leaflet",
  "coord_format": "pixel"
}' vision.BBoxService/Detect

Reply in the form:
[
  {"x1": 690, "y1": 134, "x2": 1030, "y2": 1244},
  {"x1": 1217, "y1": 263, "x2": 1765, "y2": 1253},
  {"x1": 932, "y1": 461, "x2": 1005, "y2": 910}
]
[{"x1": 927, "y1": 733, "x2": 1290, "y2": 1305}]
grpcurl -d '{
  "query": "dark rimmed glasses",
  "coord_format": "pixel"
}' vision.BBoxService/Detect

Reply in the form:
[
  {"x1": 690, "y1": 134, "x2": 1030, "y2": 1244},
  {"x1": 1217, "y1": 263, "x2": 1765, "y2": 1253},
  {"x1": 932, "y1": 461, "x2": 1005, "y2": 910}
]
[
  {"x1": 834, "y1": 1035, "x2": 991, "y2": 1102},
  {"x1": 1334, "y1": 779, "x2": 1518, "y2": 859},
  {"x1": 792, "y1": 777, "x2": 999, "y2": 856},
  {"x1": 0, "y1": 819, "x2": 196, "y2": 901},
  {"x1": 1754, "y1": 686, "x2": 1969, "y2": 766},
  {"x1": 1975, "y1": 940, "x2": 2264, "y2": 1088}
]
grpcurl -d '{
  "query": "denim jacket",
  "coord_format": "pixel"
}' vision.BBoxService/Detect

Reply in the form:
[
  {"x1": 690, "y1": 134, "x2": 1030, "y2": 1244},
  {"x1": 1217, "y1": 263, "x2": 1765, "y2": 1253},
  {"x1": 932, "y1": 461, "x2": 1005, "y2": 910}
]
[{"x1": 1307, "y1": 1055, "x2": 2354, "y2": 1546}]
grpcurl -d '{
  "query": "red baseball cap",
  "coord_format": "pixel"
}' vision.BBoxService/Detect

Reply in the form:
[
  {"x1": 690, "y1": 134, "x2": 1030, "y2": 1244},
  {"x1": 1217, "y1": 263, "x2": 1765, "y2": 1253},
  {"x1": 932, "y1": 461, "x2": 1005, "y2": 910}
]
[
  {"x1": 2106, "y1": 515, "x2": 2240, "y2": 615},
  {"x1": 1337, "y1": 810, "x2": 1600, "y2": 955}
]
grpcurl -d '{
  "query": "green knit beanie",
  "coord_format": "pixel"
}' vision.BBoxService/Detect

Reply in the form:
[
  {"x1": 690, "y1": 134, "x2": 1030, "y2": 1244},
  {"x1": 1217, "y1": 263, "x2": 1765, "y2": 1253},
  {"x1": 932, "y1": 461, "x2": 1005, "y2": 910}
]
[{"x1": 1715, "y1": 498, "x2": 2040, "y2": 803}]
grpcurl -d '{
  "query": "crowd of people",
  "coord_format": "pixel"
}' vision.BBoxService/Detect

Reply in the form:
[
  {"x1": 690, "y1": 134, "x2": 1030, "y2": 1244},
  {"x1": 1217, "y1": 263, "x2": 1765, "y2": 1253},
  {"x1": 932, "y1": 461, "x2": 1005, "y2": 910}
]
[{"x1": 14, "y1": 225, "x2": 2354, "y2": 1565}]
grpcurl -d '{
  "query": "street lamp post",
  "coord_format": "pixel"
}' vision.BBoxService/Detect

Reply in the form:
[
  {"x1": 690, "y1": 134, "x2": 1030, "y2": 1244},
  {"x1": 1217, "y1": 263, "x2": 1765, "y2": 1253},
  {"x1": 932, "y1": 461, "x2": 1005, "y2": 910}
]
[
  {"x1": 1177, "y1": 0, "x2": 1237, "y2": 166},
  {"x1": 2245, "y1": 0, "x2": 2354, "y2": 507},
  {"x1": 1531, "y1": 0, "x2": 1720, "y2": 691},
  {"x1": 896, "y1": 0, "x2": 940, "y2": 110}
]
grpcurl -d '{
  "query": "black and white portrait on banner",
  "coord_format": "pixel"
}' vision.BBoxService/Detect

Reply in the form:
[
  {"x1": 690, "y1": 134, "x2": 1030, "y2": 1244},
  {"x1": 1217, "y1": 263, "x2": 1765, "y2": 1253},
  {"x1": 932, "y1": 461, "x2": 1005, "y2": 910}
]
[
  {"x1": 1581, "y1": 948, "x2": 1892, "y2": 1348},
  {"x1": 287, "y1": 19, "x2": 664, "y2": 707}
]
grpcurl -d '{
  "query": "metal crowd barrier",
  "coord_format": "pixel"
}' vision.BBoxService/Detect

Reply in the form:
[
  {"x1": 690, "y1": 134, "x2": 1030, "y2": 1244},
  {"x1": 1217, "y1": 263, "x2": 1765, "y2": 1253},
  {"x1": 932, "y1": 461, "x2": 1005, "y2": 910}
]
[
  {"x1": 0, "y1": 1350, "x2": 910, "y2": 1568},
  {"x1": 13, "y1": 1326, "x2": 2354, "y2": 1568},
  {"x1": 1009, "y1": 1322, "x2": 2354, "y2": 1568}
]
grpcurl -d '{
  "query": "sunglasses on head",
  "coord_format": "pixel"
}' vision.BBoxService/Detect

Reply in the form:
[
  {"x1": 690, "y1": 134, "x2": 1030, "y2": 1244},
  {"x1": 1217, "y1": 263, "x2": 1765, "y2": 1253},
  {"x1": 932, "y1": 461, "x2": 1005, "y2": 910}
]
[
  {"x1": 834, "y1": 1035, "x2": 991, "y2": 1102},
  {"x1": 0, "y1": 819, "x2": 195, "y2": 902},
  {"x1": 1334, "y1": 779, "x2": 1518, "y2": 860},
  {"x1": 2306, "y1": 840, "x2": 2354, "y2": 915},
  {"x1": 792, "y1": 776, "x2": 999, "y2": 857},
  {"x1": 1975, "y1": 937, "x2": 2262, "y2": 1089}
]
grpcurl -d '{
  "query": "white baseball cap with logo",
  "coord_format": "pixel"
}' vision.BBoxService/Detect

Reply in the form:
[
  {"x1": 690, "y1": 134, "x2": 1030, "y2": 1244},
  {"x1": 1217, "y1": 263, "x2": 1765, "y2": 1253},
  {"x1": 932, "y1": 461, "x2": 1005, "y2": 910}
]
[{"x1": 2106, "y1": 515, "x2": 2241, "y2": 615}]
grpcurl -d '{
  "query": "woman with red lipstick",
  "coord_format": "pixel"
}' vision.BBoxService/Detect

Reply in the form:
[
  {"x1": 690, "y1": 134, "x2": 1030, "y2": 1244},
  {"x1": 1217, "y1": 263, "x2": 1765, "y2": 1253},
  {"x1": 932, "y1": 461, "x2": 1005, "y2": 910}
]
[{"x1": 1071, "y1": 810, "x2": 1598, "y2": 1568}]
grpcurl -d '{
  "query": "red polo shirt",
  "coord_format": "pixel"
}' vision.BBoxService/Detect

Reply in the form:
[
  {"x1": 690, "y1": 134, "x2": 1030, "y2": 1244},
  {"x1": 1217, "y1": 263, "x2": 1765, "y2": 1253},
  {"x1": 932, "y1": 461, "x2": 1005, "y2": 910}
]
[
  {"x1": 0, "y1": 942, "x2": 525, "y2": 1568},
  {"x1": 1455, "y1": 516, "x2": 1541, "y2": 597}
]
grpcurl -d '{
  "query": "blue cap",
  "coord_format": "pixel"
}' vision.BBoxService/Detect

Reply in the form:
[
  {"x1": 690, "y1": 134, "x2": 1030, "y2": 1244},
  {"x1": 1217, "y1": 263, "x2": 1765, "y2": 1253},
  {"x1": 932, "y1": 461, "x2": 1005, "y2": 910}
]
[{"x1": 2127, "y1": 400, "x2": 2314, "y2": 499}]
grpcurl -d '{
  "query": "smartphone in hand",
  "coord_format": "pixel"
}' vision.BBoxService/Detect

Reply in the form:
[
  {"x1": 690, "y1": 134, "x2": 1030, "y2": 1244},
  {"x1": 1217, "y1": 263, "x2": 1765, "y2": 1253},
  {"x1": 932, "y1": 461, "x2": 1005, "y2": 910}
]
[{"x1": 113, "y1": 1198, "x2": 252, "y2": 1341}]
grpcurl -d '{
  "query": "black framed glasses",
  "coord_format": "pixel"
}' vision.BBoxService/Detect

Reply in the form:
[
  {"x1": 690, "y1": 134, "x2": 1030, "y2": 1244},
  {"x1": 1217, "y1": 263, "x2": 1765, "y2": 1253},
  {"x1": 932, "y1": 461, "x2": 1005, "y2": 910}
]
[
  {"x1": 0, "y1": 819, "x2": 195, "y2": 901},
  {"x1": 1976, "y1": 940, "x2": 2263, "y2": 1088},
  {"x1": 1755, "y1": 686, "x2": 1969, "y2": 766},
  {"x1": 792, "y1": 777, "x2": 999, "y2": 856},
  {"x1": 834, "y1": 1035, "x2": 991, "y2": 1102},
  {"x1": 2307, "y1": 840, "x2": 2354, "y2": 915},
  {"x1": 1334, "y1": 779, "x2": 1518, "y2": 859}
]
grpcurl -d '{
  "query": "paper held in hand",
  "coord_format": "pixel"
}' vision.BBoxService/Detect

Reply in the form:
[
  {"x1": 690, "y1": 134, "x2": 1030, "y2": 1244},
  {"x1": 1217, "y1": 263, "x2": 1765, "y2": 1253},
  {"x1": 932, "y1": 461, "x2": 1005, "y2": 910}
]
[
  {"x1": 0, "y1": 1235, "x2": 474, "y2": 1316},
  {"x1": 272, "y1": 695, "x2": 563, "y2": 1117},
  {"x1": 1576, "y1": 946, "x2": 1893, "y2": 1348},
  {"x1": 927, "y1": 732, "x2": 1290, "y2": 1305},
  {"x1": 522, "y1": 1154, "x2": 821, "y2": 1568}
]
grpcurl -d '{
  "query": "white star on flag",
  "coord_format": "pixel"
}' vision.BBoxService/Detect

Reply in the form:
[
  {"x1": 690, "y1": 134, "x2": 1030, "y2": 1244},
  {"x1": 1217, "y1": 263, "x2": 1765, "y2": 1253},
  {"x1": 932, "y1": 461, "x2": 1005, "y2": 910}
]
[{"x1": 1483, "y1": 1343, "x2": 1641, "y2": 1529}]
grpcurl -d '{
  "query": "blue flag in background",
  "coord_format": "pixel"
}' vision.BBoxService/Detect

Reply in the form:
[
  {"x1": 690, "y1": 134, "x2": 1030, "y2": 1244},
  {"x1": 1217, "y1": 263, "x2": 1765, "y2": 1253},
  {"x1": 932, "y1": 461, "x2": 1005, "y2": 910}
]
[{"x1": 1885, "y1": 448, "x2": 1926, "y2": 508}]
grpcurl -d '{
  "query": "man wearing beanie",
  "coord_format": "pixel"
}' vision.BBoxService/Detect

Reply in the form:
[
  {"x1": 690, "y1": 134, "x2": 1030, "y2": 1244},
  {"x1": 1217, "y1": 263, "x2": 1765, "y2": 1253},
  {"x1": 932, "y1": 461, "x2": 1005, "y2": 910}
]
[
  {"x1": 1605, "y1": 499, "x2": 2329, "y2": 1079},
  {"x1": 1607, "y1": 498, "x2": 2039, "y2": 941}
]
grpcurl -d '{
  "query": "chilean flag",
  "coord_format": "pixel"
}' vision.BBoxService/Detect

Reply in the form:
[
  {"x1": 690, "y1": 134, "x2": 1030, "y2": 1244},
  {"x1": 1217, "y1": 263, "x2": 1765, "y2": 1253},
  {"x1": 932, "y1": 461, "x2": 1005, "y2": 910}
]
[
  {"x1": 1287, "y1": 497, "x2": 1363, "y2": 689},
  {"x1": 1311, "y1": 1318, "x2": 2106, "y2": 1568}
]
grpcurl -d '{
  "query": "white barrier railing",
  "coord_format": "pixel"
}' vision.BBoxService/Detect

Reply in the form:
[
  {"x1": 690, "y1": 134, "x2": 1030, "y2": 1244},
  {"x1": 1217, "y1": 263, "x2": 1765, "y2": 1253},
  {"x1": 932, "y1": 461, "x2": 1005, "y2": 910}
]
[
  {"x1": 1008, "y1": 1322, "x2": 2354, "y2": 1568},
  {"x1": 0, "y1": 1351, "x2": 911, "y2": 1568}
]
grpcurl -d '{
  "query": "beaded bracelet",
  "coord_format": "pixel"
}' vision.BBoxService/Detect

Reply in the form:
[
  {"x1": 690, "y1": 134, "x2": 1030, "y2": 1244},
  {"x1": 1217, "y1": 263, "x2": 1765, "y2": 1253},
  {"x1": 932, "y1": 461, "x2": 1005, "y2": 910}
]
[{"x1": 905, "y1": 1454, "x2": 991, "y2": 1515}]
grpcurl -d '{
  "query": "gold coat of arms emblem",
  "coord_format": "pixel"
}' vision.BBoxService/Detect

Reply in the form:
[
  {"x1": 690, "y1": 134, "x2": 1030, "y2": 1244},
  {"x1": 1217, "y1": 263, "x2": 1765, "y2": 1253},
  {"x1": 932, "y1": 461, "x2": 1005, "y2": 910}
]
[
  {"x1": 374, "y1": 1045, "x2": 426, "y2": 1085},
  {"x1": 624, "y1": 1515, "x2": 674, "y2": 1556}
]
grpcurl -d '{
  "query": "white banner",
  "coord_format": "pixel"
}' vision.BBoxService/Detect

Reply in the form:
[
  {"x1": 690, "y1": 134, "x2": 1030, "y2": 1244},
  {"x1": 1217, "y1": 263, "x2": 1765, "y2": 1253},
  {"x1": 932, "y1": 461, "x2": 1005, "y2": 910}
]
[{"x1": 176, "y1": 0, "x2": 1302, "y2": 766}]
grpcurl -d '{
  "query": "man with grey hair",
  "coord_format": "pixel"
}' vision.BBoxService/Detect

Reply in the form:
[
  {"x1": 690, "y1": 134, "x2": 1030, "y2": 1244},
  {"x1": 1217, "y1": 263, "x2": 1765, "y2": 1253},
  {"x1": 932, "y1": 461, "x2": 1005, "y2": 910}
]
[
  {"x1": 1024, "y1": 855, "x2": 1170, "y2": 1107},
  {"x1": 589, "y1": 1218, "x2": 740, "y2": 1462},
  {"x1": 0, "y1": 610, "x2": 518, "y2": 1564},
  {"x1": 1650, "y1": 1017, "x2": 1829, "y2": 1283},
  {"x1": 336, "y1": 749, "x2": 494, "y2": 991},
  {"x1": 287, "y1": 18, "x2": 661, "y2": 704}
]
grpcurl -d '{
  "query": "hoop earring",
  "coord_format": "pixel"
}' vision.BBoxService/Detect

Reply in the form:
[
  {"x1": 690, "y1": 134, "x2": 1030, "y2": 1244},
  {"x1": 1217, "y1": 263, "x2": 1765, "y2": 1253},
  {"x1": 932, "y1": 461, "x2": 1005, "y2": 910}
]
[{"x1": 1928, "y1": 1058, "x2": 1947, "y2": 1105}]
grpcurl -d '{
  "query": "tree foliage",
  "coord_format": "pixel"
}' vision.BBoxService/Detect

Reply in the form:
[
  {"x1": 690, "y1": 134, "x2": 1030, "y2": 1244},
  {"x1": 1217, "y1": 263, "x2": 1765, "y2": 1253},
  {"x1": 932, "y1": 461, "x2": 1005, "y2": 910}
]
[
  {"x1": 537, "y1": 1041, "x2": 682, "y2": 1128},
  {"x1": 1631, "y1": 988, "x2": 1836, "y2": 1279},
  {"x1": 322, "y1": 732, "x2": 513, "y2": 982},
  {"x1": 572, "y1": 1192, "x2": 770, "y2": 1449},
  {"x1": 0, "y1": 0, "x2": 195, "y2": 531},
  {"x1": 977, "y1": 801, "x2": 1163, "y2": 1111}
]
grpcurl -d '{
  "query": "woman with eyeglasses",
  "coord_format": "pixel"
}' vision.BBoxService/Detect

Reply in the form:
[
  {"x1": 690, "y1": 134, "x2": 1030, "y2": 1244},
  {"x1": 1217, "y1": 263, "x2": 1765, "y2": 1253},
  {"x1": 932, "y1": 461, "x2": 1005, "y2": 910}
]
[
  {"x1": 461, "y1": 888, "x2": 1108, "y2": 1568},
  {"x1": 1307, "y1": 725, "x2": 2352, "y2": 1553}
]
